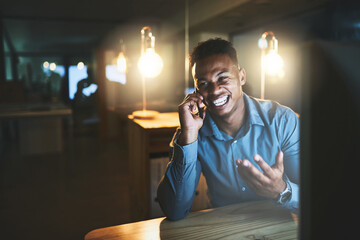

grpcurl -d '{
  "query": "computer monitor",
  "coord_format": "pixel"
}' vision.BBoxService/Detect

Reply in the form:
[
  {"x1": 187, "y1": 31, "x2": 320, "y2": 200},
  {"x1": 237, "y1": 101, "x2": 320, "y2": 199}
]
[{"x1": 300, "y1": 40, "x2": 360, "y2": 239}]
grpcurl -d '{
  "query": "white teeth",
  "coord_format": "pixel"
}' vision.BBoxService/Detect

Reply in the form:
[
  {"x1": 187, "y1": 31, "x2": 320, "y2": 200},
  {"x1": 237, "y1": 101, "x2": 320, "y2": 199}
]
[{"x1": 213, "y1": 96, "x2": 228, "y2": 106}]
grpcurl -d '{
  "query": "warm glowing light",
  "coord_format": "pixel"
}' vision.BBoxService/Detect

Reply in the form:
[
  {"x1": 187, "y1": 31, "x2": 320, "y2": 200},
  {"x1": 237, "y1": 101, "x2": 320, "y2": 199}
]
[
  {"x1": 258, "y1": 38, "x2": 268, "y2": 49},
  {"x1": 259, "y1": 31, "x2": 285, "y2": 99},
  {"x1": 138, "y1": 48, "x2": 163, "y2": 78},
  {"x1": 43, "y1": 61, "x2": 49, "y2": 69},
  {"x1": 278, "y1": 69, "x2": 285, "y2": 79},
  {"x1": 133, "y1": 26, "x2": 162, "y2": 118},
  {"x1": 132, "y1": 110, "x2": 159, "y2": 119},
  {"x1": 264, "y1": 50, "x2": 284, "y2": 77},
  {"x1": 77, "y1": 62, "x2": 85, "y2": 70},
  {"x1": 49, "y1": 63, "x2": 57, "y2": 71},
  {"x1": 117, "y1": 52, "x2": 127, "y2": 73}
]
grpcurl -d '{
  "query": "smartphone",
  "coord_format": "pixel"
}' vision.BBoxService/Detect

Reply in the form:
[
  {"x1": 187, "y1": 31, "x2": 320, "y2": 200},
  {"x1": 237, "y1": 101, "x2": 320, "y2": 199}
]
[
  {"x1": 195, "y1": 90, "x2": 204, "y2": 119},
  {"x1": 198, "y1": 102, "x2": 204, "y2": 119}
]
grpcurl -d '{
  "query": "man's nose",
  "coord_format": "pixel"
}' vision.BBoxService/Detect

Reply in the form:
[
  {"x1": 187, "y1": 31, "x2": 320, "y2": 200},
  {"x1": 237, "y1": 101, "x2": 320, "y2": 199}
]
[{"x1": 208, "y1": 82, "x2": 221, "y2": 94}]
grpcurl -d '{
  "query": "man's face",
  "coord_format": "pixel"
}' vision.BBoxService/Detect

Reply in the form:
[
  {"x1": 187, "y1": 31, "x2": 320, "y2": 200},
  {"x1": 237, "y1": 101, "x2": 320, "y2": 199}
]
[{"x1": 192, "y1": 54, "x2": 246, "y2": 118}]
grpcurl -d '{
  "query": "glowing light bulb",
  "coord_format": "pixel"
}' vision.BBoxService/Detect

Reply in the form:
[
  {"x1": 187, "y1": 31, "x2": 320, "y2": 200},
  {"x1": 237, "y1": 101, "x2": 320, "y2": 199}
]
[
  {"x1": 43, "y1": 61, "x2": 49, "y2": 69},
  {"x1": 264, "y1": 50, "x2": 284, "y2": 76},
  {"x1": 117, "y1": 52, "x2": 127, "y2": 73},
  {"x1": 258, "y1": 38, "x2": 268, "y2": 49},
  {"x1": 138, "y1": 48, "x2": 163, "y2": 78},
  {"x1": 49, "y1": 62, "x2": 57, "y2": 71},
  {"x1": 77, "y1": 62, "x2": 84, "y2": 70}
]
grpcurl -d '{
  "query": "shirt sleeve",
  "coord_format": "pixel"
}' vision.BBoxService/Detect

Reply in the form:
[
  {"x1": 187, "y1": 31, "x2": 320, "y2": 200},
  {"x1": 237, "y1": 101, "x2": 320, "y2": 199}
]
[
  {"x1": 282, "y1": 178, "x2": 299, "y2": 214},
  {"x1": 279, "y1": 109, "x2": 300, "y2": 214},
  {"x1": 157, "y1": 130, "x2": 202, "y2": 220}
]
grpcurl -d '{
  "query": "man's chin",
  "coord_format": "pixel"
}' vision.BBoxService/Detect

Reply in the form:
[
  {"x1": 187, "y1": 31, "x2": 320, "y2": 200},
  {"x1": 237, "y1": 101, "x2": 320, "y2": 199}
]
[{"x1": 208, "y1": 106, "x2": 232, "y2": 118}]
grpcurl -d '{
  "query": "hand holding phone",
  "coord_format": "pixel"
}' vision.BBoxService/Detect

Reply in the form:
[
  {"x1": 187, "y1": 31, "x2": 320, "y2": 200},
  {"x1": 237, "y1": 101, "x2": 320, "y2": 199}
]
[
  {"x1": 195, "y1": 90, "x2": 205, "y2": 119},
  {"x1": 197, "y1": 102, "x2": 203, "y2": 119},
  {"x1": 177, "y1": 90, "x2": 205, "y2": 145}
]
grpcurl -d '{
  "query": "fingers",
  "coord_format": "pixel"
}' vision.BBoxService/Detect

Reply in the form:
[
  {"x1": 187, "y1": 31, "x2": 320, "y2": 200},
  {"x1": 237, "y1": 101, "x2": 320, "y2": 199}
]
[
  {"x1": 273, "y1": 151, "x2": 284, "y2": 172},
  {"x1": 180, "y1": 92, "x2": 204, "y2": 114},
  {"x1": 235, "y1": 151, "x2": 286, "y2": 200},
  {"x1": 189, "y1": 91, "x2": 203, "y2": 103},
  {"x1": 178, "y1": 92, "x2": 205, "y2": 136},
  {"x1": 236, "y1": 158, "x2": 280, "y2": 199},
  {"x1": 252, "y1": 151, "x2": 284, "y2": 176},
  {"x1": 236, "y1": 159, "x2": 273, "y2": 197},
  {"x1": 253, "y1": 154, "x2": 276, "y2": 179},
  {"x1": 193, "y1": 91, "x2": 206, "y2": 108},
  {"x1": 236, "y1": 159, "x2": 269, "y2": 184}
]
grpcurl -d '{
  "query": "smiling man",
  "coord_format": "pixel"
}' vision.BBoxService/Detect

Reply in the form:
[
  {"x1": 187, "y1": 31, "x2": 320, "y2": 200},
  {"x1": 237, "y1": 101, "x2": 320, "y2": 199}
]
[{"x1": 157, "y1": 38, "x2": 299, "y2": 220}]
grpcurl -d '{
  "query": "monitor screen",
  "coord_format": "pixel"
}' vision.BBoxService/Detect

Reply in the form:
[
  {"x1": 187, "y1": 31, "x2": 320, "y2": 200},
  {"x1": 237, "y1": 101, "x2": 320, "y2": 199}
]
[{"x1": 300, "y1": 40, "x2": 360, "y2": 239}]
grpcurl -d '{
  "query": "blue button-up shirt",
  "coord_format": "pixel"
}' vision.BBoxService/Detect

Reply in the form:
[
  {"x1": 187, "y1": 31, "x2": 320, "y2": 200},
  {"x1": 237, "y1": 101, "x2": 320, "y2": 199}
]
[{"x1": 157, "y1": 93, "x2": 299, "y2": 220}]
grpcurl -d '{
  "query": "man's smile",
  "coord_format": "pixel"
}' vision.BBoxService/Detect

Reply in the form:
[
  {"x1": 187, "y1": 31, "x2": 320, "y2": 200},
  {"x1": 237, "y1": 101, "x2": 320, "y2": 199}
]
[{"x1": 212, "y1": 95, "x2": 229, "y2": 107}]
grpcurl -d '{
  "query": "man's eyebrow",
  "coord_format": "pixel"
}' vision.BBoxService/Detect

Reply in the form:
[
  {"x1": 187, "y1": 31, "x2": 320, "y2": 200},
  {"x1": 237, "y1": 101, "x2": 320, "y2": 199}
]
[
  {"x1": 216, "y1": 70, "x2": 229, "y2": 77},
  {"x1": 196, "y1": 76, "x2": 206, "y2": 81}
]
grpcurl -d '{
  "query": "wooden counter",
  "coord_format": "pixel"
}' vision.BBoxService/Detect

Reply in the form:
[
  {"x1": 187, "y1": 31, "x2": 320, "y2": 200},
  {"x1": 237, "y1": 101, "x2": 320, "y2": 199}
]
[
  {"x1": 85, "y1": 200, "x2": 298, "y2": 240},
  {"x1": 0, "y1": 103, "x2": 72, "y2": 155}
]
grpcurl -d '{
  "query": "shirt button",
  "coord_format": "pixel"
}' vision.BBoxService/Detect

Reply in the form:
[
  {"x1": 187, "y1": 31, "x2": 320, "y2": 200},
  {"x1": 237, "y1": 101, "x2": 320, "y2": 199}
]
[
  {"x1": 233, "y1": 140, "x2": 237, "y2": 144},
  {"x1": 242, "y1": 187, "x2": 246, "y2": 191}
]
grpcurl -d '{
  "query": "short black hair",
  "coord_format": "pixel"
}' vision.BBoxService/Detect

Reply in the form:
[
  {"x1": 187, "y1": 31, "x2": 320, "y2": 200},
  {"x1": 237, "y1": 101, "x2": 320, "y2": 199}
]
[{"x1": 189, "y1": 38, "x2": 239, "y2": 68}]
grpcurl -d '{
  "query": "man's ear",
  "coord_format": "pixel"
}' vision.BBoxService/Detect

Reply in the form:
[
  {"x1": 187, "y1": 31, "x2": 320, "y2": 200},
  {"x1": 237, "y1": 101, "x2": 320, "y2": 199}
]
[{"x1": 239, "y1": 68, "x2": 246, "y2": 86}]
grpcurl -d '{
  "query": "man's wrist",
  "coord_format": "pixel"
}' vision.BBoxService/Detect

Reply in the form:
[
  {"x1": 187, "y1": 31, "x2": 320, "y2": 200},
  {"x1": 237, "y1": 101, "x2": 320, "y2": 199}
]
[
  {"x1": 177, "y1": 130, "x2": 198, "y2": 146},
  {"x1": 272, "y1": 180, "x2": 286, "y2": 200},
  {"x1": 276, "y1": 175, "x2": 292, "y2": 205}
]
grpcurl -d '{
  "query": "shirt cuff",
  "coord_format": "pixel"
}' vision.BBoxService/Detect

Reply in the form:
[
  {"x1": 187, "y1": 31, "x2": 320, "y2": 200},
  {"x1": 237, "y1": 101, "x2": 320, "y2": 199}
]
[
  {"x1": 282, "y1": 180, "x2": 299, "y2": 214},
  {"x1": 173, "y1": 138, "x2": 198, "y2": 164}
]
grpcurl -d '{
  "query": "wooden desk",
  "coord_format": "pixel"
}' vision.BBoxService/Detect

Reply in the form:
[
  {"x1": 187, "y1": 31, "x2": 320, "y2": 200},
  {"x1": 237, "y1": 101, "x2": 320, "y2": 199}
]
[
  {"x1": 85, "y1": 200, "x2": 298, "y2": 240},
  {"x1": 127, "y1": 112, "x2": 180, "y2": 221},
  {"x1": 127, "y1": 112, "x2": 209, "y2": 221},
  {"x1": 0, "y1": 103, "x2": 72, "y2": 155},
  {"x1": 0, "y1": 104, "x2": 72, "y2": 119}
]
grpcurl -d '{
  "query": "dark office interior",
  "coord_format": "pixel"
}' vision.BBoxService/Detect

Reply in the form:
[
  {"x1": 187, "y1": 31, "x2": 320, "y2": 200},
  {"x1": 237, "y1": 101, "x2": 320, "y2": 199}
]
[{"x1": 1, "y1": 0, "x2": 360, "y2": 239}]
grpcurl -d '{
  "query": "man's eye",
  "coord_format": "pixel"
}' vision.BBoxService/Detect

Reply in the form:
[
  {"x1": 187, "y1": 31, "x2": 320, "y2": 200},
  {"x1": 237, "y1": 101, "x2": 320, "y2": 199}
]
[
  {"x1": 198, "y1": 82, "x2": 208, "y2": 88},
  {"x1": 219, "y1": 76, "x2": 229, "y2": 82}
]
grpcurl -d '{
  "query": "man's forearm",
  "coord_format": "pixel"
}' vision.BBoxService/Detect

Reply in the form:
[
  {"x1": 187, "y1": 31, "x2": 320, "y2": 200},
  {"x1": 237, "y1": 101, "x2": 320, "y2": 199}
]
[
  {"x1": 157, "y1": 140, "x2": 201, "y2": 220},
  {"x1": 157, "y1": 165, "x2": 198, "y2": 220}
]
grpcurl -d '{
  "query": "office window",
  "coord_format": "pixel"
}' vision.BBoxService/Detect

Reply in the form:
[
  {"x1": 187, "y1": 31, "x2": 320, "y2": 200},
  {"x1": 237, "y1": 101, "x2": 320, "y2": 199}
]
[{"x1": 69, "y1": 65, "x2": 88, "y2": 100}]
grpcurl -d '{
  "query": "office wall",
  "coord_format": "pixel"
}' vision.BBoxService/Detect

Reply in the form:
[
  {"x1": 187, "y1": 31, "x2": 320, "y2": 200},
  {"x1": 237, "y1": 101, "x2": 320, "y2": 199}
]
[{"x1": 232, "y1": 27, "x2": 304, "y2": 113}]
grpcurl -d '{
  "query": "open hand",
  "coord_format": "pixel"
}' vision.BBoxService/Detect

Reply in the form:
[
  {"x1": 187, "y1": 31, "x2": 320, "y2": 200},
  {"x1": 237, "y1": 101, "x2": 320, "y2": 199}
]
[{"x1": 235, "y1": 151, "x2": 286, "y2": 200}]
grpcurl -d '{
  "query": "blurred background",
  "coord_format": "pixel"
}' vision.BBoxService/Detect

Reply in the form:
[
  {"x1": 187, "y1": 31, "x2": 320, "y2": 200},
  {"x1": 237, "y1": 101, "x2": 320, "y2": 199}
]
[{"x1": 0, "y1": 0, "x2": 359, "y2": 239}]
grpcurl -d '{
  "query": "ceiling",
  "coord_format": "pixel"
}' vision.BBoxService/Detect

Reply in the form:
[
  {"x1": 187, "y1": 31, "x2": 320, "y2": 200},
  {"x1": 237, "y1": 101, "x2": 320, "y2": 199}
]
[
  {"x1": 0, "y1": 0, "x2": 186, "y2": 22},
  {"x1": 0, "y1": 0, "x2": 335, "y2": 55},
  {"x1": 189, "y1": 0, "x2": 332, "y2": 34},
  {"x1": 1, "y1": 0, "x2": 188, "y2": 54}
]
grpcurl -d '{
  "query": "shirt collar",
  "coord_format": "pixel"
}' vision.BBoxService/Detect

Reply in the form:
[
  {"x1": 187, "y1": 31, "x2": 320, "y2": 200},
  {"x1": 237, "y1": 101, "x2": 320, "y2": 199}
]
[
  {"x1": 200, "y1": 112, "x2": 224, "y2": 140},
  {"x1": 200, "y1": 93, "x2": 265, "y2": 140},
  {"x1": 244, "y1": 93, "x2": 265, "y2": 127}
]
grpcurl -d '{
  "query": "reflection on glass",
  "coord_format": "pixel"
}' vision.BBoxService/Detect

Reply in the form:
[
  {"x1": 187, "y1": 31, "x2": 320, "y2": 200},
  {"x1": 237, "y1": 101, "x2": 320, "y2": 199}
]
[
  {"x1": 43, "y1": 61, "x2": 50, "y2": 69},
  {"x1": 105, "y1": 65, "x2": 126, "y2": 84},
  {"x1": 49, "y1": 62, "x2": 57, "y2": 71},
  {"x1": 82, "y1": 83, "x2": 98, "y2": 97},
  {"x1": 77, "y1": 62, "x2": 85, "y2": 70},
  {"x1": 69, "y1": 65, "x2": 88, "y2": 100}
]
